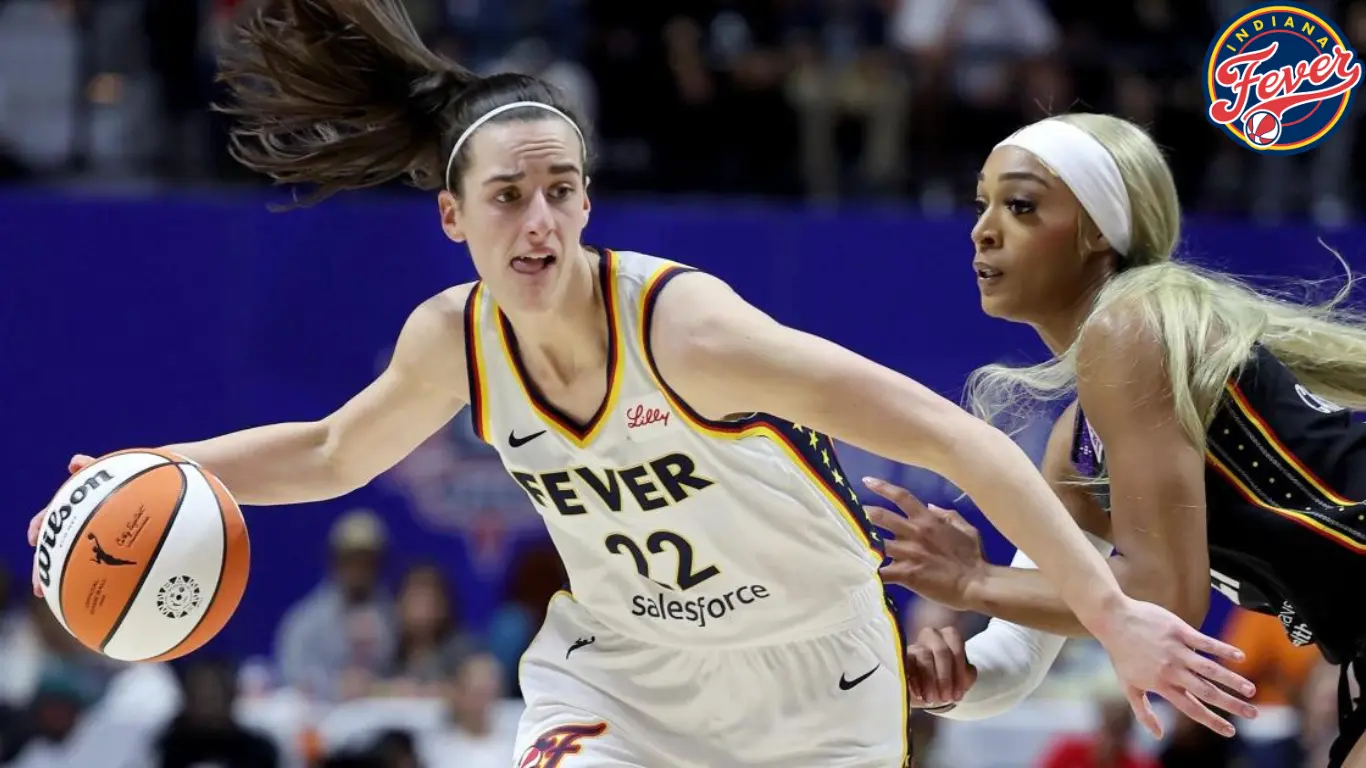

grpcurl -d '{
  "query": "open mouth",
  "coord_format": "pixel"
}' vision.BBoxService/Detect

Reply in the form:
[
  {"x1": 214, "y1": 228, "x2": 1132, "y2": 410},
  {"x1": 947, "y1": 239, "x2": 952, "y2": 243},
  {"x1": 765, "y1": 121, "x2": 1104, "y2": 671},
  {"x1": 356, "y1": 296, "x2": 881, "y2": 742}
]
[
  {"x1": 975, "y1": 265, "x2": 1003, "y2": 279},
  {"x1": 512, "y1": 254, "x2": 556, "y2": 274}
]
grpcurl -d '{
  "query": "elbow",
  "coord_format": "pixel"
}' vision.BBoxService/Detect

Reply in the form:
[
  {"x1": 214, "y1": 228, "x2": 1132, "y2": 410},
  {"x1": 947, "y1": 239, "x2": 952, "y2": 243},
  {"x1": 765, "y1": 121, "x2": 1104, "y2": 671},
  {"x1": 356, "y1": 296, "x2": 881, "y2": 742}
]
[{"x1": 1121, "y1": 564, "x2": 1210, "y2": 629}]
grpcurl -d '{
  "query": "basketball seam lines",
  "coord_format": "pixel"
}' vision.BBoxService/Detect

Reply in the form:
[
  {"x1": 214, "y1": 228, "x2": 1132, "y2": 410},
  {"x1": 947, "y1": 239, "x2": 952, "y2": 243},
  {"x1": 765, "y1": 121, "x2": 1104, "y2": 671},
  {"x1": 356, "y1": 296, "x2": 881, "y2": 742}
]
[
  {"x1": 156, "y1": 468, "x2": 230, "y2": 659},
  {"x1": 52, "y1": 460, "x2": 175, "y2": 631},
  {"x1": 97, "y1": 463, "x2": 190, "y2": 652}
]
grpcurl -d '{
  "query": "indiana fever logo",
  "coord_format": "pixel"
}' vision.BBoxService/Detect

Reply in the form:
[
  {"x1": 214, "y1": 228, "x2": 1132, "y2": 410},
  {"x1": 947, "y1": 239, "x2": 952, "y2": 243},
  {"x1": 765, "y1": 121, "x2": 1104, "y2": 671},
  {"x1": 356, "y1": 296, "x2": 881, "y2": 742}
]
[
  {"x1": 518, "y1": 723, "x2": 608, "y2": 768},
  {"x1": 1204, "y1": 2, "x2": 1362, "y2": 153}
]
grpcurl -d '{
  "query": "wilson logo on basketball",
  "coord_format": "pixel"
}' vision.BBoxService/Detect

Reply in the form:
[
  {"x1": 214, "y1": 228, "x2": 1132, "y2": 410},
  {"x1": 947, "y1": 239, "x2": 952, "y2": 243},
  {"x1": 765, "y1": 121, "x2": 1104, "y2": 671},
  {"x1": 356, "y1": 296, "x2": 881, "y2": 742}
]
[
  {"x1": 35, "y1": 470, "x2": 114, "y2": 588},
  {"x1": 1204, "y1": 2, "x2": 1362, "y2": 153}
]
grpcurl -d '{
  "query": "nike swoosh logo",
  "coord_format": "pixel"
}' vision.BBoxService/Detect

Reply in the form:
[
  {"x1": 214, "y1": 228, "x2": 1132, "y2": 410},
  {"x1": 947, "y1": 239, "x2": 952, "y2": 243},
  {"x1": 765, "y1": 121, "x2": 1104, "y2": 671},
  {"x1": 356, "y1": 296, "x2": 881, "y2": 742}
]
[
  {"x1": 838, "y1": 664, "x2": 880, "y2": 691},
  {"x1": 509, "y1": 429, "x2": 547, "y2": 447}
]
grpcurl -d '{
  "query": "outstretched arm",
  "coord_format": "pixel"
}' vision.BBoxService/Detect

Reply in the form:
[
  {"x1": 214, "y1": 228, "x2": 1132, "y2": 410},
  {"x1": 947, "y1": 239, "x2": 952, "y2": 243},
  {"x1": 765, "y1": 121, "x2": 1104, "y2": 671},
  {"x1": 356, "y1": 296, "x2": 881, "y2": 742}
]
[
  {"x1": 163, "y1": 286, "x2": 472, "y2": 505},
  {"x1": 942, "y1": 539, "x2": 1110, "y2": 721},
  {"x1": 871, "y1": 404, "x2": 1112, "y2": 718},
  {"x1": 650, "y1": 270, "x2": 1129, "y2": 630},
  {"x1": 646, "y1": 269, "x2": 1253, "y2": 737}
]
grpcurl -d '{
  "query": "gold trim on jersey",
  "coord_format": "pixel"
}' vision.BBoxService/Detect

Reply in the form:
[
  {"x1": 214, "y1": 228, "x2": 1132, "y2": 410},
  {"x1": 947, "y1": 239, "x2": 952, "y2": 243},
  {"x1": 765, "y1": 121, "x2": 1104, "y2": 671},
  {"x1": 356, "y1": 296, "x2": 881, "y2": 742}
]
[
  {"x1": 493, "y1": 249, "x2": 625, "y2": 449},
  {"x1": 634, "y1": 264, "x2": 883, "y2": 562},
  {"x1": 463, "y1": 283, "x2": 493, "y2": 443},
  {"x1": 1205, "y1": 380, "x2": 1366, "y2": 553},
  {"x1": 1224, "y1": 381, "x2": 1358, "y2": 505},
  {"x1": 882, "y1": 596, "x2": 912, "y2": 767},
  {"x1": 1206, "y1": 452, "x2": 1366, "y2": 553}
]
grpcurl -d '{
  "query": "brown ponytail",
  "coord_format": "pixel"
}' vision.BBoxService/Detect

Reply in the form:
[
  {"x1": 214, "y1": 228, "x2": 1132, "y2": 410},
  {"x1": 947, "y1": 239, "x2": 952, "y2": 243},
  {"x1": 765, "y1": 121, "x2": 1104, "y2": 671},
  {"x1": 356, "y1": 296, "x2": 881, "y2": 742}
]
[{"x1": 217, "y1": 0, "x2": 591, "y2": 209}]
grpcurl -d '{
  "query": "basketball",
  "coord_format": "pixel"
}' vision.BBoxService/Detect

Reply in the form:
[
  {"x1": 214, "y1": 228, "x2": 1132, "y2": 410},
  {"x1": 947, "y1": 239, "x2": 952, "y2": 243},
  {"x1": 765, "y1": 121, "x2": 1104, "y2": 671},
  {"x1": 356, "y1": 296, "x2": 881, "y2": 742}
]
[{"x1": 32, "y1": 449, "x2": 250, "y2": 662}]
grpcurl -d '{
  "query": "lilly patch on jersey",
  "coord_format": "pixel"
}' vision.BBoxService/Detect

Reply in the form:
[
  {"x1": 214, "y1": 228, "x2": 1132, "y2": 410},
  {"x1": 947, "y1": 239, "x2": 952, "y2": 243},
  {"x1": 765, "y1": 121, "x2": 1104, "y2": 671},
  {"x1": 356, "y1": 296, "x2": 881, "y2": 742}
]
[
  {"x1": 622, "y1": 392, "x2": 678, "y2": 442},
  {"x1": 1204, "y1": 2, "x2": 1362, "y2": 154}
]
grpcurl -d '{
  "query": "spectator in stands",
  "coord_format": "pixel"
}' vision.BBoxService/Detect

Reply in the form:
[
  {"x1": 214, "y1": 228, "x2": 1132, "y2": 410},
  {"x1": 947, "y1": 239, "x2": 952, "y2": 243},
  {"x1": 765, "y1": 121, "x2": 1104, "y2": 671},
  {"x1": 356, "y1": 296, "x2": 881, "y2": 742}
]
[
  {"x1": 153, "y1": 658, "x2": 278, "y2": 768},
  {"x1": 275, "y1": 508, "x2": 396, "y2": 702},
  {"x1": 889, "y1": 0, "x2": 1062, "y2": 209},
  {"x1": 656, "y1": 1, "x2": 798, "y2": 195},
  {"x1": 141, "y1": 0, "x2": 216, "y2": 179},
  {"x1": 375, "y1": 562, "x2": 478, "y2": 697},
  {"x1": 1220, "y1": 608, "x2": 1320, "y2": 768},
  {"x1": 1, "y1": 592, "x2": 124, "y2": 765},
  {"x1": 486, "y1": 543, "x2": 566, "y2": 696},
  {"x1": 0, "y1": 568, "x2": 34, "y2": 710},
  {"x1": 786, "y1": 0, "x2": 908, "y2": 201},
  {"x1": 1038, "y1": 694, "x2": 1157, "y2": 768},
  {"x1": 420, "y1": 653, "x2": 515, "y2": 768},
  {"x1": 484, "y1": 37, "x2": 598, "y2": 133},
  {"x1": 373, "y1": 728, "x2": 423, "y2": 768}
]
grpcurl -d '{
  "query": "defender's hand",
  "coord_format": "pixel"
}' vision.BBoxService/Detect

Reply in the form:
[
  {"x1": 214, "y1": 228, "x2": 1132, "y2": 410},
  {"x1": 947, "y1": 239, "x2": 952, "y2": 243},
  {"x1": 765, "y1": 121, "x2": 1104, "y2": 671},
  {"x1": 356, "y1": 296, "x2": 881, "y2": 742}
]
[
  {"x1": 906, "y1": 625, "x2": 977, "y2": 709},
  {"x1": 864, "y1": 478, "x2": 986, "y2": 610}
]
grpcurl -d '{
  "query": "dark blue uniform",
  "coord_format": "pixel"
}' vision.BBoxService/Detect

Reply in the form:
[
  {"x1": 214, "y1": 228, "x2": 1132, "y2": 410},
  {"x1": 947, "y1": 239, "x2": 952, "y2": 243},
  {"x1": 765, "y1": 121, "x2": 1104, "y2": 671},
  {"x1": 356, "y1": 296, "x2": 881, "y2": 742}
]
[{"x1": 1073, "y1": 344, "x2": 1366, "y2": 766}]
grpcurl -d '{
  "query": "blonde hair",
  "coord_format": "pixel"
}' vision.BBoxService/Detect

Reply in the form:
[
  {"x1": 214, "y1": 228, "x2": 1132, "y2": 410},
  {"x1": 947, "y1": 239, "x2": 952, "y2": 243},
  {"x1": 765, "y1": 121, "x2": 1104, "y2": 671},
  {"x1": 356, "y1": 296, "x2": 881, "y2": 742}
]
[{"x1": 967, "y1": 113, "x2": 1366, "y2": 464}]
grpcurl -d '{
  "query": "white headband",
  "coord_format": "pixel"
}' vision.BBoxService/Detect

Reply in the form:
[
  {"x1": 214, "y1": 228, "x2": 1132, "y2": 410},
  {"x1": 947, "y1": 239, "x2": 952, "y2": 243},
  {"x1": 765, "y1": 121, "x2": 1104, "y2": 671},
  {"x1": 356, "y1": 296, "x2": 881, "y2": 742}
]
[
  {"x1": 995, "y1": 119, "x2": 1132, "y2": 255},
  {"x1": 443, "y1": 101, "x2": 585, "y2": 191}
]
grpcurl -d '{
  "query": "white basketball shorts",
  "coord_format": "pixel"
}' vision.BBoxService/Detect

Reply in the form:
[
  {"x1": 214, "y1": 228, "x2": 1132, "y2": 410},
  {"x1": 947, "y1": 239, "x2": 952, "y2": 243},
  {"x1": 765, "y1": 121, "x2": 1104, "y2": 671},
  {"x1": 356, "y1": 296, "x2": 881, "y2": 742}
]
[{"x1": 514, "y1": 584, "x2": 910, "y2": 767}]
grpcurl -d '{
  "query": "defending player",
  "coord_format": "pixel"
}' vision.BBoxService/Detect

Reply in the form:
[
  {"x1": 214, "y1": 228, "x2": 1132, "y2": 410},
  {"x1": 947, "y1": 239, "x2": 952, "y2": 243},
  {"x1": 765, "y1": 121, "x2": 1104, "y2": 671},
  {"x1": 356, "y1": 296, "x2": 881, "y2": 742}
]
[{"x1": 871, "y1": 112, "x2": 1366, "y2": 765}]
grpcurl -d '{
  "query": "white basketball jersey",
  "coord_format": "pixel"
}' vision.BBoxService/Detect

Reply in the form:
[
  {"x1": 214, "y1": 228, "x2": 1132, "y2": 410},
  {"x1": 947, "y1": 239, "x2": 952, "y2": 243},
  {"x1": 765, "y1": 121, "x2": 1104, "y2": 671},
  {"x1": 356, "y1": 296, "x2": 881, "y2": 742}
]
[{"x1": 465, "y1": 250, "x2": 886, "y2": 647}]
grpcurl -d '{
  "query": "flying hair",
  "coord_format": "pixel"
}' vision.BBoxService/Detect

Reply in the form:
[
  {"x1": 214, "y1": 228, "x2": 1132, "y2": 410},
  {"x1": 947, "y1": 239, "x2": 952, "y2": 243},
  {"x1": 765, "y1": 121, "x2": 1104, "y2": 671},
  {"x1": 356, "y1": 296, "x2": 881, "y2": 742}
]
[{"x1": 215, "y1": 0, "x2": 591, "y2": 208}]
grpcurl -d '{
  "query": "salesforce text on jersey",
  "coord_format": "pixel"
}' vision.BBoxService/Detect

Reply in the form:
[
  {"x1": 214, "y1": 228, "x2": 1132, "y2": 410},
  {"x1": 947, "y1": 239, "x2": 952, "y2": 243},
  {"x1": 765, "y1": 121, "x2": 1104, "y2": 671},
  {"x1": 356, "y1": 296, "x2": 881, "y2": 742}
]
[{"x1": 631, "y1": 584, "x2": 771, "y2": 628}]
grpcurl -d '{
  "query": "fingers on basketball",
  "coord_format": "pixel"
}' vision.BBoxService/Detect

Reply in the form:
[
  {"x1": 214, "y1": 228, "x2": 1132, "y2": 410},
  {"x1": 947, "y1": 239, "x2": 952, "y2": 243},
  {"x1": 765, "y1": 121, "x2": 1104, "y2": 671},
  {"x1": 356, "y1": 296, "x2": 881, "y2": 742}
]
[{"x1": 38, "y1": 450, "x2": 250, "y2": 662}]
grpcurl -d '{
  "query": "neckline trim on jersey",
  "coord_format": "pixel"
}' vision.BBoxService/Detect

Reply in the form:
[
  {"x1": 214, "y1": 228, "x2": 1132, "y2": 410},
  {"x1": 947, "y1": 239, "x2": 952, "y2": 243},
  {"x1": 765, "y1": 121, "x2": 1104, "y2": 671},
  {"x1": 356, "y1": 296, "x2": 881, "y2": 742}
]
[{"x1": 493, "y1": 248, "x2": 623, "y2": 448}]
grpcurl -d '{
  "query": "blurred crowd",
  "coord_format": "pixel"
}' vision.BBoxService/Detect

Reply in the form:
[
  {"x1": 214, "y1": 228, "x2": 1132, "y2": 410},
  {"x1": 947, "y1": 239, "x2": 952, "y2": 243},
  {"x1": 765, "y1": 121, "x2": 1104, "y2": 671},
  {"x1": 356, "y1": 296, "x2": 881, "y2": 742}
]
[
  {"x1": 0, "y1": 508, "x2": 1346, "y2": 767},
  {"x1": 908, "y1": 602, "x2": 1341, "y2": 768},
  {"x1": 0, "y1": 508, "x2": 568, "y2": 768},
  {"x1": 1, "y1": 0, "x2": 1364, "y2": 221}
]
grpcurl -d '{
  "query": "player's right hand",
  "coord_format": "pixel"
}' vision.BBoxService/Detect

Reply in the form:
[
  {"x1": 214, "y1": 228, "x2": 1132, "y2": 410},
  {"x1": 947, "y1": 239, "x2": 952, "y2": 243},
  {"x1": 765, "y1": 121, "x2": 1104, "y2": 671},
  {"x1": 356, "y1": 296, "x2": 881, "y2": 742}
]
[
  {"x1": 905, "y1": 625, "x2": 977, "y2": 709},
  {"x1": 29, "y1": 454, "x2": 96, "y2": 597}
]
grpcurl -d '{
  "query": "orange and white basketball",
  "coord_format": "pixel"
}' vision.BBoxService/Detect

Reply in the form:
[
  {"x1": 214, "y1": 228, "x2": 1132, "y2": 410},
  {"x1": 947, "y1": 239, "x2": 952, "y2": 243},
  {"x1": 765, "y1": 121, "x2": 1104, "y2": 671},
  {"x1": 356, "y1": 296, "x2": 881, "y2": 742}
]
[{"x1": 33, "y1": 449, "x2": 250, "y2": 662}]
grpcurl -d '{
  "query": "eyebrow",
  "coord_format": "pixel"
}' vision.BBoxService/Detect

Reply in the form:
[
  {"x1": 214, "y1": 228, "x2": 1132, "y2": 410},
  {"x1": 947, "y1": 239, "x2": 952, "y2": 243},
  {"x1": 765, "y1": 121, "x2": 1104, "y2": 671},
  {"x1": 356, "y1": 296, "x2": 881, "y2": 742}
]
[
  {"x1": 483, "y1": 163, "x2": 582, "y2": 185},
  {"x1": 976, "y1": 171, "x2": 1051, "y2": 186}
]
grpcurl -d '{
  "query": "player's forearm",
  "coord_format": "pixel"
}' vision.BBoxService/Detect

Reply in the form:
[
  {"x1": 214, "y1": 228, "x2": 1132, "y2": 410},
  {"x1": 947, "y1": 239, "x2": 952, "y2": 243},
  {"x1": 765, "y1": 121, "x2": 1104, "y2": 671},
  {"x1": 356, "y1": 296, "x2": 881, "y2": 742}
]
[
  {"x1": 964, "y1": 555, "x2": 1158, "y2": 637},
  {"x1": 938, "y1": 541, "x2": 1109, "y2": 720},
  {"x1": 164, "y1": 421, "x2": 357, "y2": 506},
  {"x1": 964, "y1": 551, "x2": 1210, "y2": 636},
  {"x1": 785, "y1": 361, "x2": 1125, "y2": 632},
  {"x1": 934, "y1": 423, "x2": 1125, "y2": 633}
]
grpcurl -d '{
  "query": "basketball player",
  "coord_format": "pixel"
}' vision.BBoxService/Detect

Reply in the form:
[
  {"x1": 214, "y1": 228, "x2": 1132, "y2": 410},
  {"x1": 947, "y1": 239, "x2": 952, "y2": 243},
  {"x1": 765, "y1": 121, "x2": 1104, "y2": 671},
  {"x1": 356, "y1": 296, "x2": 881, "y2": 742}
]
[
  {"x1": 866, "y1": 112, "x2": 1366, "y2": 766},
  {"x1": 28, "y1": 4, "x2": 1253, "y2": 764}
]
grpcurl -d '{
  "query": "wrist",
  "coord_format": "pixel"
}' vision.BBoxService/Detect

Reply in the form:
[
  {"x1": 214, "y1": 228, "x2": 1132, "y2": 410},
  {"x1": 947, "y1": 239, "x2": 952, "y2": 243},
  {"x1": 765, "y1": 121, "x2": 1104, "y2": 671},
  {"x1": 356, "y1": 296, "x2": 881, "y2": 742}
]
[
  {"x1": 1071, "y1": 585, "x2": 1129, "y2": 639},
  {"x1": 960, "y1": 564, "x2": 1001, "y2": 614}
]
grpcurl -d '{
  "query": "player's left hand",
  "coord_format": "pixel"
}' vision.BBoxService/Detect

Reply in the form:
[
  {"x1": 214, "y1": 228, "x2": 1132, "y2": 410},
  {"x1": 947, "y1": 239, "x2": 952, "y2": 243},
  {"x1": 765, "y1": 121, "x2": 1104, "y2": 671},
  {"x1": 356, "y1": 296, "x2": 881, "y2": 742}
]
[{"x1": 1093, "y1": 597, "x2": 1258, "y2": 740}]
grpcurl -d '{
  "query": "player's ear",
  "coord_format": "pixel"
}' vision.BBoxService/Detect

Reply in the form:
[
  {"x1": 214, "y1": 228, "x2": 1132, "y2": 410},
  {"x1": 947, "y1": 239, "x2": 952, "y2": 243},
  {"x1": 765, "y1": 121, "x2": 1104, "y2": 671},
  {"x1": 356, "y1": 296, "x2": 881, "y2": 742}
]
[{"x1": 439, "y1": 190, "x2": 466, "y2": 243}]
